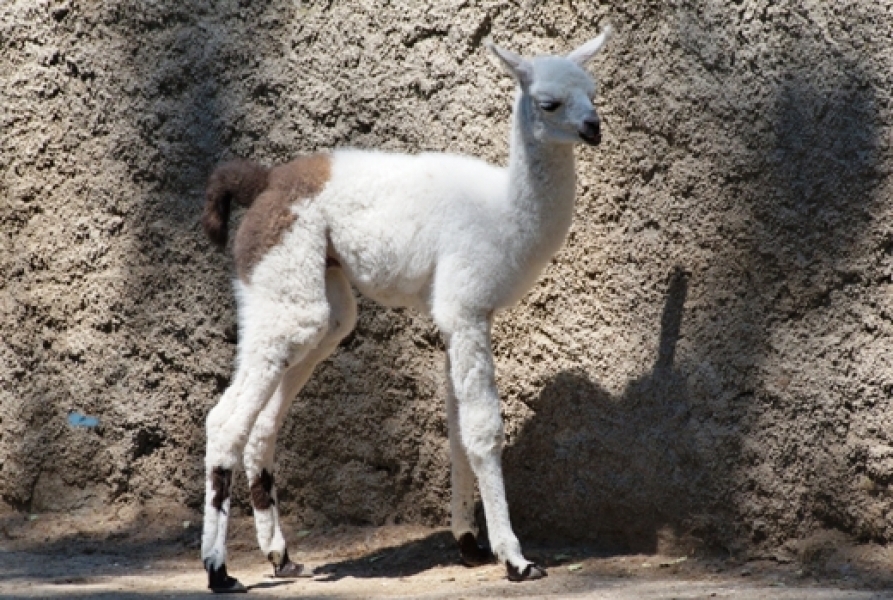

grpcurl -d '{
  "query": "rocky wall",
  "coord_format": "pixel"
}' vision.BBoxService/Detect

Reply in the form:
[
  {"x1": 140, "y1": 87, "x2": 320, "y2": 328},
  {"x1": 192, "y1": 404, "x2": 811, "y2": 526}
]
[{"x1": 2, "y1": 0, "x2": 892, "y2": 554}]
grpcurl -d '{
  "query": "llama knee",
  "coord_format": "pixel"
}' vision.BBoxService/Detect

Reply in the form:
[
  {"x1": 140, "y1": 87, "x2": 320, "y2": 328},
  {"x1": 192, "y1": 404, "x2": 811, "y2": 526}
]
[
  {"x1": 459, "y1": 403, "x2": 505, "y2": 466},
  {"x1": 206, "y1": 401, "x2": 231, "y2": 436},
  {"x1": 206, "y1": 402, "x2": 238, "y2": 469},
  {"x1": 205, "y1": 388, "x2": 261, "y2": 470}
]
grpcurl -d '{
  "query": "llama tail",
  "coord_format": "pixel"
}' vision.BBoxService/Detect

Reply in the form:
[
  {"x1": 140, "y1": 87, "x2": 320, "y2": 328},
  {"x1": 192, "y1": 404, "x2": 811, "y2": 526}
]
[{"x1": 202, "y1": 159, "x2": 270, "y2": 247}]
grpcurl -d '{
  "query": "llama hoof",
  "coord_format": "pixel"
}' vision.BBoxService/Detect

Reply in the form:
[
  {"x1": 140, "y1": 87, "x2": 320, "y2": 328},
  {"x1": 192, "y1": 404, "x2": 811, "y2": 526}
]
[
  {"x1": 274, "y1": 560, "x2": 304, "y2": 578},
  {"x1": 457, "y1": 532, "x2": 494, "y2": 566},
  {"x1": 506, "y1": 561, "x2": 548, "y2": 582},
  {"x1": 269, "y1": 549, "x2": 305, "y2": 578},
  {"x1": 211, "y1": 581, "x2": 247, "y2": 594},
  {"x1": 205, "y1": 561, "x2": 247, "y2": 593}
]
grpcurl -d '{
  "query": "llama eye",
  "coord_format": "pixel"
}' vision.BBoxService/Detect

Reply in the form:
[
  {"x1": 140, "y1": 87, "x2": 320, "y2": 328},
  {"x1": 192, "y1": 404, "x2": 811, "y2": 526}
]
[{"x1": 539, "y1": 100, "x2": 561, "y2": 112}]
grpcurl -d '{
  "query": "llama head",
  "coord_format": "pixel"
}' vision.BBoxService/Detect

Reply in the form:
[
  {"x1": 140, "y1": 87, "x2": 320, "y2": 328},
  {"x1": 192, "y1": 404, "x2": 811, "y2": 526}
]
[{"x1": 487, "y1": 25, "x2": 613, "y2": 147}]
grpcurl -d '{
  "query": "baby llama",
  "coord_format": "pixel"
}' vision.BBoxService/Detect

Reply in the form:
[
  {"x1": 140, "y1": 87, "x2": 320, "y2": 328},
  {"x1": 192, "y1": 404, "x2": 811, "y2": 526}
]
[{"x1": 200, "y1": 26, "x2": 613, "y2": 593}]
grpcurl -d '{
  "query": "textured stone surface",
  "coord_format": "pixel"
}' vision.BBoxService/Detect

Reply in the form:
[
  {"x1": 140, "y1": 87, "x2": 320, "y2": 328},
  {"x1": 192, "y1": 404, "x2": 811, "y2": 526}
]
[{"x1": 2, "y1": 0, "x2": 892, "y2": 555}]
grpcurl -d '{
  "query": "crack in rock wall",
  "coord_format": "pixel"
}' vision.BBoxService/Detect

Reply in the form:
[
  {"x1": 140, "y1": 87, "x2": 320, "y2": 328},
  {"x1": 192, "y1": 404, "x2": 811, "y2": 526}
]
[{"x1": 2, "y1": 0, "x2": 892, "y2": 553}]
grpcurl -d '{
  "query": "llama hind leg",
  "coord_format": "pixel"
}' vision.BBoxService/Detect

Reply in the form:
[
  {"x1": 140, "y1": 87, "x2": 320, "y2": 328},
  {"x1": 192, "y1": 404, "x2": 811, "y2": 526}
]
[
  {"x1": 445, "y1": 353, "x2": 494, "y2": 567},
  {"x1": 202, "y1": 297, "x2": 331, "y2": 591},
  {"x1": 243, "y1": 268, "x2": 357, "y2": 578},
  {"x1": 441, "y1": 315, "x2": 546, "y2": 582},
  {"x1": 242, "y1": 370, "x2": 305, "y2": 579},
  {"x1": 201, "y1": 352, "x2": 288, "y2": 593}
]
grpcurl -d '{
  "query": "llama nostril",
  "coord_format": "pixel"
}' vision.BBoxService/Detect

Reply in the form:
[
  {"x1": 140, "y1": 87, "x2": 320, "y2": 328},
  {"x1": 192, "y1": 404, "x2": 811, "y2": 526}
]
[
  {"x1": 580, "y1": 117, "x2": 601, "y2": 145},
  {"x1": 583, "y1": 117, "x2": 600, "y2": 136}
]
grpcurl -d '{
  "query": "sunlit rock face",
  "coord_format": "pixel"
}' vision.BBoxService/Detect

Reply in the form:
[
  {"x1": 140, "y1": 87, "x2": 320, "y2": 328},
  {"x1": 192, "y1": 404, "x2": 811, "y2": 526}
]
[{"x1": 2, "y1": 0, "x2": 893, "y2": 554}]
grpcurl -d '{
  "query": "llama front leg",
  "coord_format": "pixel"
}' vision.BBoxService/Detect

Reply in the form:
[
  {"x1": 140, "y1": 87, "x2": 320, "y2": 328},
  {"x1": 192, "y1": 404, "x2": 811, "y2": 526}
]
[
  {"x1": 443, "y1": 318, "x2": 546, "y2": 582},
  {"x1": 445, "y1": 353, "x2": 495, "y2": 567}
]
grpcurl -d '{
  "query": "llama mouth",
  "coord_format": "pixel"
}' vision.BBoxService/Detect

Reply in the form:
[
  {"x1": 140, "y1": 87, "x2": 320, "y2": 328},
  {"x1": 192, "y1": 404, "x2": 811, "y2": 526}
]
[{"x1": 579, "y1": 131, "x2": 601, "y2": 146}]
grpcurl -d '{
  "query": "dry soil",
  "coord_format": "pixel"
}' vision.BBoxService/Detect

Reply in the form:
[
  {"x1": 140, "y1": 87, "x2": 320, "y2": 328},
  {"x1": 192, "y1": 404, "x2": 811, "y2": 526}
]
[{"x1": 3, "y1": 511, "x2": 893, "y2": 599}]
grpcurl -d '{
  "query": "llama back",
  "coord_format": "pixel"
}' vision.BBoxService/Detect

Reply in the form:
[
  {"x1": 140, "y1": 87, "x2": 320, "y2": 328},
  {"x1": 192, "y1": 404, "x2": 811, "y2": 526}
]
[{"x1": 321, "y1": 148, "x2": 509, "y2": 255}]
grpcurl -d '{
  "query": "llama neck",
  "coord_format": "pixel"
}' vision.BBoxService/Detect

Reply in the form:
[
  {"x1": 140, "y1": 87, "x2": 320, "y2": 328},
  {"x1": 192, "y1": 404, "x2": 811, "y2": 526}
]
[{"x1": 506, "y1": 92, "x2": 577, "y2": 235}]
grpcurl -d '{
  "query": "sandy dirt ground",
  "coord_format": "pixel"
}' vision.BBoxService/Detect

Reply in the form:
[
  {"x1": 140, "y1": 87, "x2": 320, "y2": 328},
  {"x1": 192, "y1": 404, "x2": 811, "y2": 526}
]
[{"x1": 2, "y1": 510, "x2": 893, "y2": 599}]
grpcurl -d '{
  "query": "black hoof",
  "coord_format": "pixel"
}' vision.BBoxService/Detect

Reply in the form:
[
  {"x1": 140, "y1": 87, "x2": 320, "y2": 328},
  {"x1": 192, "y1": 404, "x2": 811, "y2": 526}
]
[
  {"x1": 211, "y1": 581, "x2": 247, "y2": 594},
  {"x1": 275, "y1": 560, "x2": 304, "y2": 578},
  {"x1": 506, "y1": 561, "x2": 548, "y2": 582},
  {"x1": 205, "y1": 560, "x2": 247, "y2": 593},
  {"x1": 457, "y1": 532, "x2": 494, "y2": 567},
  {"x1": 276, "y1": 559, "x2": 304, "y2": 578},
  {"x1": 270, "y1": 549, "x2": 305, "y2": 578}
]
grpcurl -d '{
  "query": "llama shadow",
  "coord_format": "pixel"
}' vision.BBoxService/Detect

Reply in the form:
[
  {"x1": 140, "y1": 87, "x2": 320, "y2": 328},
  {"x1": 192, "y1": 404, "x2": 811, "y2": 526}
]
[
  {"x1": 311, "y1": 530, "x2": 458, "y2": 581},
  {"x1": 497, "y1": 5, "x2": 887, "y2": 555},
  {"x1": 503, "y1": 267, "x2": 719, "y2": 553}
]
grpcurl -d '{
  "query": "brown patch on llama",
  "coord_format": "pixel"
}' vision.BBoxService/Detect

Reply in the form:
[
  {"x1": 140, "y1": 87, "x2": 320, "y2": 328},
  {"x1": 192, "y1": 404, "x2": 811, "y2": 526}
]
[
  {"x1": 233, "y1": 154, "x2": 331, "y2": 282},
  {"x1": 210, "y1": 467, "x2": 232, "y2": 512},
  {"x1": 249, "y1": 469, "x2": 275, "y2": 510}
]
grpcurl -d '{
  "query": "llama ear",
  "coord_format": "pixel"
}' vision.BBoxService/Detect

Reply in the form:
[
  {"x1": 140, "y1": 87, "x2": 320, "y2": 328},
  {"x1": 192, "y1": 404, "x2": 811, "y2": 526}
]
[
  {"x1": 486, "y1": 41, "x2": 533, "y2": 87},
  {"x1": 567, "y1": 24, "x2": 614, "y2": 66}
]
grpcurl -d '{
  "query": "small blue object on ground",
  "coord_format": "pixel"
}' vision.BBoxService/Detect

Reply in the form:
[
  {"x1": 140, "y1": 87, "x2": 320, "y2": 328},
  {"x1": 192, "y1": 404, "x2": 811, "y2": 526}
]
[{"x1": 68, "y1": 411, "x2": 100, "y2": 428}]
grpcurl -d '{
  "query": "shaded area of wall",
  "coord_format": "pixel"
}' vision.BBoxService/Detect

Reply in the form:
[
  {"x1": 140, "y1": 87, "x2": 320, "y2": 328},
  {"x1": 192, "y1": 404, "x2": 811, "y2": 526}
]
[
  {"x1": 2, "y1": 0, "x2": 893, "y2": 556},
  {"x1": 1, "y1": 0, "x2": 243, "y2": 514},
  {"x1": 504, "y1": 268, "x2": 699, "y2": 553},
  {"x1": 500, "y1": 0, "x2": 892, "y2": 553}
]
